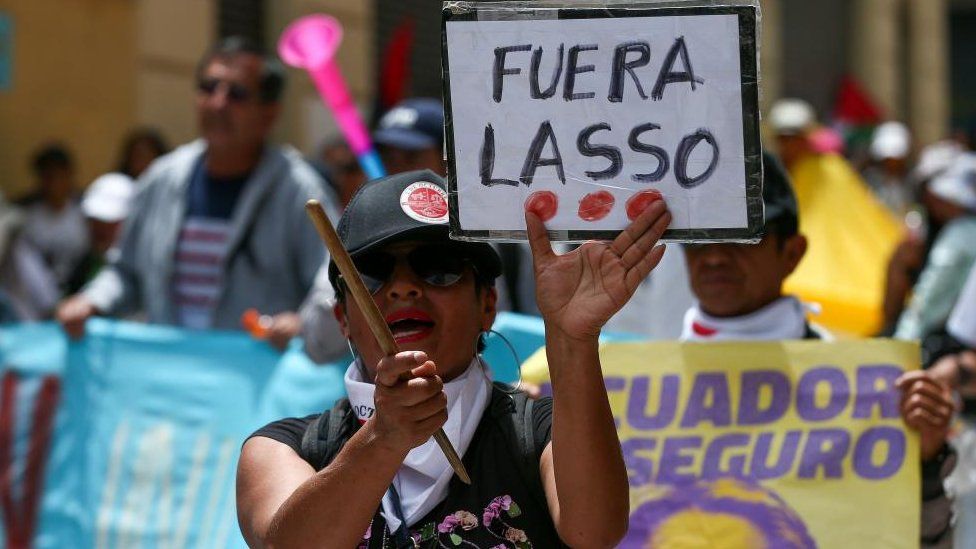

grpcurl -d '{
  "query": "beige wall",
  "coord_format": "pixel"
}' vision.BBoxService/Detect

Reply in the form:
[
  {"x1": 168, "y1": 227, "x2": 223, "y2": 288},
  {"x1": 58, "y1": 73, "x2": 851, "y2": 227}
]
[
  {"x1": 850, "y1": 0, "x2": 903, "y2": 120},
  {"x1": 758, "y1": 0, "x2": 781, "y2": 149},
  {"x1": 0, "y1": 0, "x2": 137, "y2": 199},
  {"x1": 135, "y1": 0, "x2": 214, "y2": 148},
  {"x1": 907, "y1": 0, "x2": 949, "y2": 148}
]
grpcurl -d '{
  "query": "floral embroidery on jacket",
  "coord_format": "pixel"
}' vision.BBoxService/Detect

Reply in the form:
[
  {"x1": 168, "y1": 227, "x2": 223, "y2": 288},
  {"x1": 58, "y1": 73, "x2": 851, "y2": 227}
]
[
  {"x1": 481, "y1": 496, "x2": 531, "y2": 548},
  {"x1": 391, "y1": 495, "x2": 533, "y2": 548}
]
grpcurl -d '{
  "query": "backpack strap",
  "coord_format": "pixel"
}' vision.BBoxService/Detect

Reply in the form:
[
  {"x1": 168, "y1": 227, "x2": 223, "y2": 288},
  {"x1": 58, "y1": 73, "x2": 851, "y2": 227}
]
[
  {"x1": 490, "y1": 382, "x2": 548, "y2": 512},
  {"x1": 300, "y1": 397, "x2": 358, "y2": 471}
]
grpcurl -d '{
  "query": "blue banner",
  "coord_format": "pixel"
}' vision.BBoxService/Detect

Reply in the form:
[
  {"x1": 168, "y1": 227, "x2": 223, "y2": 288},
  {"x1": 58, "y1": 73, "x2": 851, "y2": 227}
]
[
  {"x1": 36, "y1": 320, "x2": 280, "y2": 549},
  {"x1": 0, "y1": 313, "x2": 555, "y2": 547}
]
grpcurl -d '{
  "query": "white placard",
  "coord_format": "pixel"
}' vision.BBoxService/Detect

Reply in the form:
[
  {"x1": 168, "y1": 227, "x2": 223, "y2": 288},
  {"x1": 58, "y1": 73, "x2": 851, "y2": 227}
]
[{"x1": 443, "y1": 6, "x2": 761, "y2": 241}]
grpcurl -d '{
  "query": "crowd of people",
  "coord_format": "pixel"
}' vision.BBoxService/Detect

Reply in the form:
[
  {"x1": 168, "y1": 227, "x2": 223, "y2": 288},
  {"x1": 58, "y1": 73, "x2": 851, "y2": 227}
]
[
  {"x1": 0, "y1": 130, "x2": 168, "y2": 323},
  {"x1": 1, "y1": 34, "x2": 975, "y2": 548}
]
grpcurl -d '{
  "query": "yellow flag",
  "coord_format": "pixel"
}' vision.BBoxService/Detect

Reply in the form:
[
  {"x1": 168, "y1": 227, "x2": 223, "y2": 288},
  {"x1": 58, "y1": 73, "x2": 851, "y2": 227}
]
[{"x1": 785, "y1": 153, "x2": 903, "y2": 336}]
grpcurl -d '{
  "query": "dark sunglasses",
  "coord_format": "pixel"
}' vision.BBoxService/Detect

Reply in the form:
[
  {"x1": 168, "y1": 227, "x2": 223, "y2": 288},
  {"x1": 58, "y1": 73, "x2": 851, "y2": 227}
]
[
  {"x1": 349, "y1": 245, "x2": 474, "y2": 295},
  {"x1": 197, "y1": 78, "x2": 253, "y2": 103}
]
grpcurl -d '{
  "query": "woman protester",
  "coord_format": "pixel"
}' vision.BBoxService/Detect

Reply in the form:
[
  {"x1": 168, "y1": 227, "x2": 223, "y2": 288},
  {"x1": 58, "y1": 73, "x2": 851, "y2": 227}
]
[{"x1": 236, "y1": 169, "x2": 672, "y2": 547}]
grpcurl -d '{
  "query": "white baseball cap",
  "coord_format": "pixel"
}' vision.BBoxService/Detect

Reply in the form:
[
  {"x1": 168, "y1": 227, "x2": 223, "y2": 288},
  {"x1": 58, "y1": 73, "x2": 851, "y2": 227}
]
[
  {"x1": 869, "y1": 121, "x2": 911, "y2": 160},
  {"x1": 82, "y1": 173, "x2": 135, "y2": 222},
  {"x1": 928, "y1": 153, "x2": 976, "y2": 212},
  {"x1": 911, "y1": 140, "x2": 964, "y2": 184},
  {"x1": 769, "y1": 99, "x2": 816, "y2": 135}
]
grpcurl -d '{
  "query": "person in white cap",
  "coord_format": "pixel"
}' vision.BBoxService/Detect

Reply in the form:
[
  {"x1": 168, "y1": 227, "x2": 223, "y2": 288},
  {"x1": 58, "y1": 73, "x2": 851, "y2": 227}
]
[
  {"x1": 768, "y1": 98, "x2": 816, "y2": 171},
  {"x1": 895, "y1": 153, "x2": 976, "y2": 347},
  {"x1": 64, "y1": 173, "x2": 136, "y2": 294},
  {"x1": 881, "y1": 139, "x2": 967, "y2": 333},
  {"x1": 863, "y1": 121, "x2": 913, "y2": 215}
]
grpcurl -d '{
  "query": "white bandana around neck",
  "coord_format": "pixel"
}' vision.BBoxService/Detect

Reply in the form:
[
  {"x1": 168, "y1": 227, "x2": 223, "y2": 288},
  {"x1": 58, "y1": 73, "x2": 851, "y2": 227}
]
[
  {"x1": 680, "y1": 296, "x2": 810, "y2": 341},
  {"x1": 344, "y1": 357, "x2": 491, "y2": 534}
]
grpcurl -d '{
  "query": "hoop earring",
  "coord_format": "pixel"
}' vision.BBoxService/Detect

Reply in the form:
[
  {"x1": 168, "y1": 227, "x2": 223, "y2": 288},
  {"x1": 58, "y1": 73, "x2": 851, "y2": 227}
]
[
  {"x1": 346, "y1": 339, "x2": 369, "y2": 381},
  {"x1": 474, "y1": 329, "x2": 524, "y2": 392}
]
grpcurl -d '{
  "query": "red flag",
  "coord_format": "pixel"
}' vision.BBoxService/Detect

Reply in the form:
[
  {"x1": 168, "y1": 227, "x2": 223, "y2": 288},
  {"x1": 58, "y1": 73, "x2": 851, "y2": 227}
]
[
  {"x1": 833, "y1": 75, "x2": 884, "y2": 126},
  {"x1": 380, "y1": 17, "x2": 416, "y2": 111}
]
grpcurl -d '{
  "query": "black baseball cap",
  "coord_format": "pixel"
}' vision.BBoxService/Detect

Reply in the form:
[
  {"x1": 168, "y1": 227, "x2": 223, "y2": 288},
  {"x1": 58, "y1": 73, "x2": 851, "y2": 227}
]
[
  {"x1": 373, "y1": 98, "x2": 444, "y2": 151},
  {"x1": 762, "y1": 151, "x2": 799, "y2": 236},
  {"x1": 328, "y1": 169, "x2": 502, "y2": 291}
]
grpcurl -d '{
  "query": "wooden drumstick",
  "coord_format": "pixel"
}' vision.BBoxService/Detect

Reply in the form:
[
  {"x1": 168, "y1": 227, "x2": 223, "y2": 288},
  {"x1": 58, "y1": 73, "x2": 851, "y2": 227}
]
[{"x1": 304, "y1": 200, "x2": 471, "y2": 485}]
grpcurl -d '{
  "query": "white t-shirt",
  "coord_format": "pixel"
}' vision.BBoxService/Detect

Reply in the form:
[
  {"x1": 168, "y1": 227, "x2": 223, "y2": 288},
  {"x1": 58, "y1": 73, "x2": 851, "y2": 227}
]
[{"x1": 20, "y1": 202, "x2": 88, "y2": 285}]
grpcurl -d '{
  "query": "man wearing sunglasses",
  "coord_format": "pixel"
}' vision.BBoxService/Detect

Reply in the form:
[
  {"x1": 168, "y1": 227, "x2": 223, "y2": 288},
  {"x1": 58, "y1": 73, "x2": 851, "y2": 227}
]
[
  {"x1": 57, "y1": 37, "x2": 340, "y2": 351},
  {"x1": 678, "y1": 152, "x2": 955, "y2": 548},
  {"x1": 238, "y1": 169, "x2": 672, "y2": 547}
]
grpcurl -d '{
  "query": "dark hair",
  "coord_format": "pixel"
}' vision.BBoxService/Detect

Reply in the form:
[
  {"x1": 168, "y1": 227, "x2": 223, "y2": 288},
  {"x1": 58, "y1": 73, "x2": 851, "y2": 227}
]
[
  {"x1": 117, "y1": 128, "x2": 169, "y2": 177},
  {"x1": 765, "y1": 214, "x2": 798, "y2": 240},
  {"x1": 763, "y1": 216, "x2": 799, "y2": 252},
  {"x1": 196, "y1": 36, "x2": 286, "y2": 103},
  {"x1": 31, "y1": 143, "x2": 73, "y2": 176}
]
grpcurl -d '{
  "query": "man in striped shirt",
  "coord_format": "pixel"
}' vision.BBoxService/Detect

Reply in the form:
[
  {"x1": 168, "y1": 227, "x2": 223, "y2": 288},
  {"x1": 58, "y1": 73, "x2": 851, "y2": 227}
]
[{"x1": 57, "y1": 37, "x2": 340, "y2": 351}]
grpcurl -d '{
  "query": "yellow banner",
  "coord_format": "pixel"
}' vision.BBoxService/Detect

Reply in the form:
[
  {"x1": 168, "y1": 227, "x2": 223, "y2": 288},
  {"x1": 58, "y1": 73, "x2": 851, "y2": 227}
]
[{"x1": 523, "y1": 340, "x2": 920, "y2": 548}]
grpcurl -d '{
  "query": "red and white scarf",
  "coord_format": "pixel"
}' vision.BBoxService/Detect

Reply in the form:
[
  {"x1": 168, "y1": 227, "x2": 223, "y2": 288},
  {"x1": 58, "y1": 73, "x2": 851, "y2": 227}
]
[{"x1": 681, "y1": 296, "x2": 811, "y2": 341}]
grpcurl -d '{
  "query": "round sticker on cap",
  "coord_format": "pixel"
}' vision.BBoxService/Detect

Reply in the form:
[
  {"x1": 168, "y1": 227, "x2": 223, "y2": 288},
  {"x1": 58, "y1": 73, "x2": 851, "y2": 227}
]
[{"x1": 399, "y1": 182, "x2": 449, "y2": 224}]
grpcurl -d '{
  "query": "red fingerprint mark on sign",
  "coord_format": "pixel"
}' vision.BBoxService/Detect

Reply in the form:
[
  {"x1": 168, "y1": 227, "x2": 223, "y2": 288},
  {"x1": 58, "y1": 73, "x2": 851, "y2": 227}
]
[
  {"x1": 626, "y1": 190, "x2": 663, "y2": 220},
  {"x1": 524, "y1": 191, "x2": 558, "y2": 221},
  {"x1": 578, "y1": 191, "x2": 615, "y2": 221}
]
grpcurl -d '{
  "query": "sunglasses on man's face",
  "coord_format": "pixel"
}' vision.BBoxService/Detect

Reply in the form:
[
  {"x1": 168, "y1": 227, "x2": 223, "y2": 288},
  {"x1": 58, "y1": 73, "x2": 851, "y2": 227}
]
[
  {"x1": 197, "y1": 78, "x2": 253, "y2": 103},
  {"x1": 350, "y1": 245, "x2": 473, "y2": 295}
]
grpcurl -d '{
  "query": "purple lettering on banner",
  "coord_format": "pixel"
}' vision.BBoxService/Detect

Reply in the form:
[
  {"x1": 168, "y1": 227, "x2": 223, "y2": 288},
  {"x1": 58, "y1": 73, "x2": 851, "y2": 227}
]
[
  {"x1": 679, "y1": 372, "x2": 732, "y2": 428},
  {"x1": 658, "y1": 436, "x2": 702, "y2": 484},
  {"x1": 701, "y1": 433, "x2": 749, "y2": 480},
  {"x1": 751, "y1": 431, "x2": 803, "y2": 480},
  {"x1": 605, "y1": 376, "x2": 626, "y2": 428},
  {"x1": 798, "y1": 428, "x2": 851, "y2": 479},
  {"x1": 796, "y1": 367, "x2": 850, "y2": 422},
  {"x1": 605, "y1": 376, "x2": 627, "y2": 392},
  {"x1": 627, "y1": 375, "x2": 679, "y2": 431},
  {"x1": 852, "y1": 426, "x2": 906, "y2": 479},
  {"x1": 852, "y1": 365, "x2": 901, "y2": 419},
  {"x1": 737, "y1": 370, "x2": 791, "y2": 426},
  {"x1": 621, "y1": 437, "x2": 657, "y2": 486}
]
